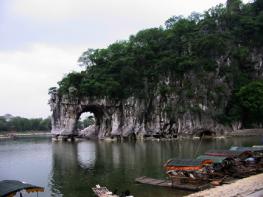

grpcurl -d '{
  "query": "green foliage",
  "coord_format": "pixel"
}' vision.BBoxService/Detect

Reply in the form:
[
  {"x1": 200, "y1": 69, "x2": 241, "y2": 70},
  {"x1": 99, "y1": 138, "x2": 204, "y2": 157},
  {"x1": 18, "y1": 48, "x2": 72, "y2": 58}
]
[
  {"x1": 158, "y1": 84, "x2": 171, "y2": 96},
  {"x1": 55, "y1": 1, "x2": 263, "y2": 126},
  {"x1": 225, "y1": 81, "x2": 263, "y2": 126},
  {"x1": 237, "y1": 81, "x2": 263, "y2": 111},
  {"x1": 48, "y1": 87, "x2": 57, "y2": 95},
  {"x1": 232, "y1": 46, "x2": 250, "y2": 64},
  {"x1": 0, "y1": 116, "x2": 51, "y2": 132},
  {"x1": 0, "y1": 117, "x2": 9, "y2": 131},
  {"x1": 77, "y1": 116, "x2": 95, "y2": 130},
  {"x1": 58, "y1": 72, "x2": 84, "y2": 96}
]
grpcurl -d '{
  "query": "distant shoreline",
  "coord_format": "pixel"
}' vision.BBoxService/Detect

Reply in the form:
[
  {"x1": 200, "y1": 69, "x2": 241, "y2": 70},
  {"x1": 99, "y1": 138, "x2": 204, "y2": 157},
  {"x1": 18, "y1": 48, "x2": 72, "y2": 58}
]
[
  {"x1": 1, "y1": 129, "x2": 263, "y2": 140},
  {"x1": 227, "y1": 129, "x2": 263, "y2": 136},
  {"x1": 0, "y1": 131, "x2": 52, "y2": 139}
]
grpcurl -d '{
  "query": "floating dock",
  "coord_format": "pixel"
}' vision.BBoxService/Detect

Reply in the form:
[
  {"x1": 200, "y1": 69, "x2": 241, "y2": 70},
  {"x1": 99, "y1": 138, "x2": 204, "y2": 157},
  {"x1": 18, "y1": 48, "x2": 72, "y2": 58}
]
[{"x1": 135, "y1": 176, "x2": 211, "y2": 191}]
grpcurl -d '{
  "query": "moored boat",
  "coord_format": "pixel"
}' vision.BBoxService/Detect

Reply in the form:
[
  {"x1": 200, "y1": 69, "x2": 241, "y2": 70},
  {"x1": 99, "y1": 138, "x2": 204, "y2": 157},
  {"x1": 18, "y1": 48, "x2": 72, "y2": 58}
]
[
  {"x1": 229, "y1": 146, "x2": 263, "y2": 172},
  {"x1": 204, "y1": 149, "x2": 260, "y2": 177},
  {"x1": 164, "y1": 159, "x2": 214, "y2": 185},
  {"x1": 0, "y1": 180, "x2": 44, "y2": 197},
  {"x1": 137, "y1": 145, "x2": 263, "y2": 191},
  {"x1": 204, "y1": 149, "x2": 253, "y2": 160}
]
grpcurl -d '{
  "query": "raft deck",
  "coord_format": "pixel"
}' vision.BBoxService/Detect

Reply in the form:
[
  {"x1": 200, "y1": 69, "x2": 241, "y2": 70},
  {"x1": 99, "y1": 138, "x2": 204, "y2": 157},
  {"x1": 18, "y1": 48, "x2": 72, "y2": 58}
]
[{"x1": 135, "y1": 176, "x2": 211, "y2": 191}]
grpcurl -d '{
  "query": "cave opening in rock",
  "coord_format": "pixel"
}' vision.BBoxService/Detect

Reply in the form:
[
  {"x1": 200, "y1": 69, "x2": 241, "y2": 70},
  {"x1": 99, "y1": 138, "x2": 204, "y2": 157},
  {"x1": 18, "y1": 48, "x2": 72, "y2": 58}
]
[
  {"x1": 198, "y1": 130, "x2": 215, "y2": 138},
  {"x1": 77, "y1": 112, "x2": 95, "y2": 131},
  {"x1": 75, "y1": 105, "x2": 105, "y2": 137}
]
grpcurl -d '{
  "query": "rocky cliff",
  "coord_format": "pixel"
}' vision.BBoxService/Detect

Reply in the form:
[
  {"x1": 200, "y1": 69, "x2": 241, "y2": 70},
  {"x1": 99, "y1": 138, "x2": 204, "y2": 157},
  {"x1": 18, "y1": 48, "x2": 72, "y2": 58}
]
[
  {"x1": 49, "y1": 80, "x2": 232, "y2": 139},
  {"x1": 49, "y1": 53, "x2": 262, "y2": 139},
  {"x1": 49, "y1": 0, "x2": 263, "y2": 139}
]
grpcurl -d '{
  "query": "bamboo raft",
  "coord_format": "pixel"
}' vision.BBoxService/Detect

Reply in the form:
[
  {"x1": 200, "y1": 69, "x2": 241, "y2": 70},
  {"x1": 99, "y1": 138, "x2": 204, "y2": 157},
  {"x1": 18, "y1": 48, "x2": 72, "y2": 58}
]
[{"x1": 135, "y1": 176, "x2": 211, "y2": 191}]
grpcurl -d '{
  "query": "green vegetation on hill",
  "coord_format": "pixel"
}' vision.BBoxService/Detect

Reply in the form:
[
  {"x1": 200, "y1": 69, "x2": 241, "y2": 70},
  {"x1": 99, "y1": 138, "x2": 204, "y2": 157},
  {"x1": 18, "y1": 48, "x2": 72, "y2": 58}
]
[{"x1": 55, "y1": 0, "x2": 263, "y2": 127}]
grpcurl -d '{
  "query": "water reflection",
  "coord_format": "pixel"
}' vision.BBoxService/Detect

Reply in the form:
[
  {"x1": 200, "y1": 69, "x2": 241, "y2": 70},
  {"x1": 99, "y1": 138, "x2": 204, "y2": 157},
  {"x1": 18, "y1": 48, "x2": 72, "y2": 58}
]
[
  {"x1": 1, "y1": 136, "x2": 261, "y2": 197},
  {"x1": 50, "y1": 142, "x2": 96, "y2": 196},
  {"x1": 77, "y1": 142, "x2": 96, "y2": 169},
  {"x1": 47, "y1": 136, "x2": 262, "y2": 197}
]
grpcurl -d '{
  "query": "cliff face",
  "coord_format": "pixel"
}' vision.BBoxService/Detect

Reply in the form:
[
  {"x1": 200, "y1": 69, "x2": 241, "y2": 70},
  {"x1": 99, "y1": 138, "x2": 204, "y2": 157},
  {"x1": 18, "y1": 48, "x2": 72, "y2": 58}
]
[
  {"x1": 49, "y1": 0, "x2": 263, "y2": 139},
  {"x1": 49, "y1": 49, "x2": 263, "y2": 139},
  {"x1": 49, "y1": 82, "x2": 231, "y2": 139}
]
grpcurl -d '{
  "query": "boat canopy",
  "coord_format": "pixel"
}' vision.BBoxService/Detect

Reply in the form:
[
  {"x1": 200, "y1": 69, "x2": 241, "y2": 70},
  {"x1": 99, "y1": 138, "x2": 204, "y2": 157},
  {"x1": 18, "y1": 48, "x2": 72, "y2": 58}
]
[
  {"x1": 0, "y1": 180, "x2": 44, "y2": 197},
  {"x1": 204, "y1": 149, "x2": 253, "y2": 158},
  {"x1": 164, "y1": 159, "x2": 213, "y2": 171},
  {"x1": 165, "y1": 159, "x2": 212, "y2": 167},
  {"x1": 196, "y1": 155, "x2": 228, "y2": 163},
  {"x1": 230, "y1": 146, "x2": 263, "y2": 152}
]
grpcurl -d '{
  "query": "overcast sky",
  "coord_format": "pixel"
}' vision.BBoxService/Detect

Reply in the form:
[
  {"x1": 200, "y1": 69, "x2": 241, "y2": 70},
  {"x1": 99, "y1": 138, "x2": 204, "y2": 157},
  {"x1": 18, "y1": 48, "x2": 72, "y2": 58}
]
[{"x1": 0, "y1": 0, "x2": 249, "y2": 118}]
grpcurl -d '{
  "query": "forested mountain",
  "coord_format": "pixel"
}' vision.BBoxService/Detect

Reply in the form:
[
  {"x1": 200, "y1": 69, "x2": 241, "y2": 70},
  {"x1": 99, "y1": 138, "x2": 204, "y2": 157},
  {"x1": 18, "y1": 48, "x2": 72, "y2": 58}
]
[{"x1": 50, "y1": 0, "x2": 263, "y2": 138}]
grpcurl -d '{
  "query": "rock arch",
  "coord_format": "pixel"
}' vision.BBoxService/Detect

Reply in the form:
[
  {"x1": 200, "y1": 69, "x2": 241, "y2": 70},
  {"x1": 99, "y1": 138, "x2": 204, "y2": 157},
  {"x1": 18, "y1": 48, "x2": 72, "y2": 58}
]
[
  {"x1": 49, "y1": 90, "x2": 231, "y2": 140},
  {"x1": 49, "y1": 92, "x2": 113, "y2": 140},
  {"x1": 194, "y1": 128, "x2": 216, "y2": 138},
  {"x1": 77, "y1": 105, "x2": 105, "y2": 138}
]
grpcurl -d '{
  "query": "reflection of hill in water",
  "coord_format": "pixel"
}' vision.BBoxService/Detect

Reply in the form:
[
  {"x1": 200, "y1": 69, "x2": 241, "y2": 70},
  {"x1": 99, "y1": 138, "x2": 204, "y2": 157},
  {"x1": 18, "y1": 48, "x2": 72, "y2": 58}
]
[
  {"x1": 49, "y1": 137, "x2": 262, "y2": 197},
  {"x1": 50, "y1": 142, "x2": 96, "y2": 196}
]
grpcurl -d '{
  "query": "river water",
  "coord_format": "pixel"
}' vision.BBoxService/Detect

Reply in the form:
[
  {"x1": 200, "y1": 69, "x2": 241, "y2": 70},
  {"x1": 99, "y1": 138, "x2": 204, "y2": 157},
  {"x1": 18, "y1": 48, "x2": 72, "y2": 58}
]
[{"x1": 0, "y1": 136, "x2": 262, "y2": 197}]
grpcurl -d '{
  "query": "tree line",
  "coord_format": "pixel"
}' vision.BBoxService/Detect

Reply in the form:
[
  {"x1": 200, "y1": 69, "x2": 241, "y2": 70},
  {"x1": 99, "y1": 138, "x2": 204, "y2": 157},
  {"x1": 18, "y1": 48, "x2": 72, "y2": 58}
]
[
  {"x1": 77, "y1": 115, "x2": 95, "y2": 130},
  {"x1": 0, "y1": 115, "x2": 51, "y2": 132}
]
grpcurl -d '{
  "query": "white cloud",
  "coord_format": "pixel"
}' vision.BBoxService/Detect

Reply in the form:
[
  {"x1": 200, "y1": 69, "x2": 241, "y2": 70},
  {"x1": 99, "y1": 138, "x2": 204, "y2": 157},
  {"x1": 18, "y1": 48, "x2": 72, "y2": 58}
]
[
  {"x1": 0, "y1": 43, "x2": 84, "y2": 118},
  {"x1": 9, "y1": 0, "x2": 233, "y2": 24},
  {"x1": 9, "y1": 0, "x2": 78, "y2": 22},
  {"x1": 2, "y1": 0, "x2": 252, "y2": 119}
]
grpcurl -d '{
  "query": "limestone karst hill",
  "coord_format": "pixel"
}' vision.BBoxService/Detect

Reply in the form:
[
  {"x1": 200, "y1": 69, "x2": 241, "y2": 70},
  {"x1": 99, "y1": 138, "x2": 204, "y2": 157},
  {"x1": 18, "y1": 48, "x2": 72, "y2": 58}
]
[{"x1": 49, "y1": 0, "x2": 263, "y2": 139}]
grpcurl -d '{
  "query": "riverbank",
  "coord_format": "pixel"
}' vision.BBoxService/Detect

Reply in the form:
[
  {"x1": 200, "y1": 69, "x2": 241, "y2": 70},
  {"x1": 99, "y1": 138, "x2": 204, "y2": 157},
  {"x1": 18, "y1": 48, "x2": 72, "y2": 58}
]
[
  {"x1": 1, "y1": 128, "x2": 262, "y2": 141},
  {"x1": 0, "y1": 131, "x2": 51, "y2": 139},
  {"x1": 140, "y1": 129, "x2": 263, "y2": 141},
  {"x1": 186, "y1": 173, "x2": 263, "y2": 197},
  {"x1": 227, "y1": 129, "x2": 263, "y2": 136}
]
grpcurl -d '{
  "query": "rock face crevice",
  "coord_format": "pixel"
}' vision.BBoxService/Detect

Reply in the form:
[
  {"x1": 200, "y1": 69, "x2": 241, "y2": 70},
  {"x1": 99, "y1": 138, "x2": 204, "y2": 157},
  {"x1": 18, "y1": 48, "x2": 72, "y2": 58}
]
[{"x1": 49, "y1": 89, "x2": 232, "y2": 139}]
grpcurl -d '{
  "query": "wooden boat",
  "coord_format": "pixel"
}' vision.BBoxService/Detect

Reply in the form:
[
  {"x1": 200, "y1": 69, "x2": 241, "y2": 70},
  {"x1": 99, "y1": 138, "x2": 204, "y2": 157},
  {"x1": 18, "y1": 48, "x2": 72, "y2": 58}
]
[
  {"x1": 135, "y1": 176, "x2": 210, "y2": 191},
  {"x1": 204, "y1": 149, "x2": 253, "y2": 160},
  {"x1": 136, "y1": 145, "x2": 263, "y2": 192},
  {"x1": 164, "y1": 159, "x2": 214, "y2": 185},
  {"x1": 164, "y1": 159, "x2": 213, "y2": 171},
  {"x1": 204, "y1": 149, "x2": 262, "y2": 177},
  {"x1": 196, "y1": 155, "x2": 234, "y2": 170},
  {"x1": 229, "y1": 146, "x2": 263, "y2": 156},
  {"x1": 229, "y1": 146, "x2": 263, "y2": 171},
  {"x1": 196, "y1": 155, "x2": 238, "y2": 178}
]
